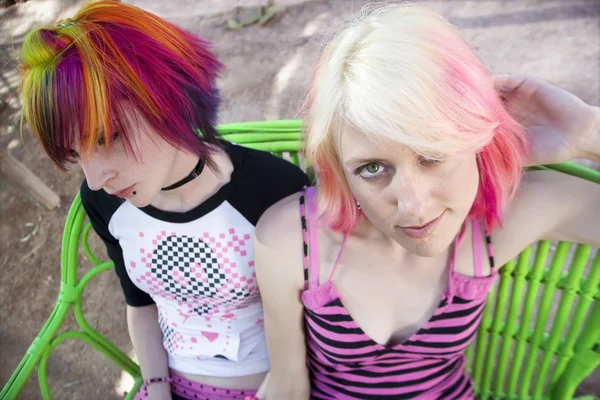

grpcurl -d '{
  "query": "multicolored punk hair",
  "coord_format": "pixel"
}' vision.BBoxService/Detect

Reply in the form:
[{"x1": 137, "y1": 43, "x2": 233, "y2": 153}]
[{"x1": 19, "y1": 0, "x2": 224, "y2": 170}]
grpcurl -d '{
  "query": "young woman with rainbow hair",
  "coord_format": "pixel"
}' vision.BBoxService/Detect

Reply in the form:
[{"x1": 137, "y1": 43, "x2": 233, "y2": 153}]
[
  {"x1": 19, "y1": 1, "x2": 309, "y2": 399},
  {"x1": 255, "y1": 4, "x2": 600, "y2": 399}
]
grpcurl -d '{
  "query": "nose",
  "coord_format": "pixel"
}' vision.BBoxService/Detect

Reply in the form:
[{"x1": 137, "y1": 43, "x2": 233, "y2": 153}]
[
  {"x1": 388, "y1": 172, "x2": 430, "y2": 219},
  {"x1": 80, "y1": 155, "x2": 114, "y2": 191}
]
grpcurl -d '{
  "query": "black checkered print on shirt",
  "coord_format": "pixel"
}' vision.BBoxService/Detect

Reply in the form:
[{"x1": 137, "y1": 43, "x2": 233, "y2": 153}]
[{"x1": 150, "y1": 235, "x2": 251, "y2": 316}]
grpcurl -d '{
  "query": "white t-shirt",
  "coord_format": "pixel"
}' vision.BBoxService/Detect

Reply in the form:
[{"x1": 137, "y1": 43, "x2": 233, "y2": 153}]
[{"x1": 81, "y1": 142, "x2": 309, "y2": 376}]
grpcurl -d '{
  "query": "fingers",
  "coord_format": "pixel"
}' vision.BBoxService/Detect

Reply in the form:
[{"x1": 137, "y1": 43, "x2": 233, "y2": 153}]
[
  {"x1": 493, "y1": 74, "x2": 547, "y2": 101},
  {"x1": 492, "y1": 74, "x2": 528, "y2": 92}
]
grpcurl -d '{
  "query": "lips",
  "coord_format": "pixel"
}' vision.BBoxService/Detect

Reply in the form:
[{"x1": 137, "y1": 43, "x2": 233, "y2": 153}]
[
  {"x1": 112, "y1": 184, "x2": 136, "y2": 198},
  {"x1": 396, "y1": 211, "x2": 446, "y2": 240}
]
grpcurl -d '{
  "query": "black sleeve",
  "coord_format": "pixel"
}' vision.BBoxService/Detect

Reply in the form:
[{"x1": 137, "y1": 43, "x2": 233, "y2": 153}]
[
  {"x1": 259, "y1": 154, "x2": 311, "y2": 213},
  {"x1": 228, "y1": 145, "x2": 311, "y2": 225},
  {"x1": 80, "y1": 180, "x2": 155, "y2": 307}
]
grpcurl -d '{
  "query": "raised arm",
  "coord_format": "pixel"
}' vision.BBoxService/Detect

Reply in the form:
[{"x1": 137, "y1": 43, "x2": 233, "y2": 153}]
[
  {"x1": 489, "y1": 74, "x2": 600, "y2": 266},
  {"x1": 492, "y1": 169, "x2": 600, "y2": 268},
  {"x1": 254, "y1": 192, "x2": 311, "y2": 400}
]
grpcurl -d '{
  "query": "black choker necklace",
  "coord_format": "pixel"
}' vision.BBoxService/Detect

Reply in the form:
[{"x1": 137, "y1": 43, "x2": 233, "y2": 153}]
[{"x1": 161, "y1": 158, "x2": 205, "y2": 191}]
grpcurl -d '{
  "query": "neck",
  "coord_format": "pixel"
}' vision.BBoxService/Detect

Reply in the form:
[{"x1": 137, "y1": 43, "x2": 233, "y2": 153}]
[
  {"x1": 161, "y1": 157, "x2": 204, "y2": 191},
  {"x1": 353, "y1": 213, "x2": 396, "y2": 244},
  {"x1": 151, "y1": 147, "x2": 233, "y2": 212}
]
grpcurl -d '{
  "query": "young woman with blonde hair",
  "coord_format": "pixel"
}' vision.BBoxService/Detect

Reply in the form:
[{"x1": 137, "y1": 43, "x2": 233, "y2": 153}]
[{"x1": 255, "y1": 4, "x2": 600, "y2": 399}]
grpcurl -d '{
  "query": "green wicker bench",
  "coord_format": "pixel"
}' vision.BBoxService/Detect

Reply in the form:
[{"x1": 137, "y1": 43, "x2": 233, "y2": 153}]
[{"x1": 2, "y1": 120, "x2": 599, "y2": 400}]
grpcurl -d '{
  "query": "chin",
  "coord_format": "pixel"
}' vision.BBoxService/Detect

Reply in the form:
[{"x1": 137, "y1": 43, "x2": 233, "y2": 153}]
[
  {"x1": 394, "y1": 213, "x2": 464, "y2": 258},
  {"x1": 126, "y1": 185, "x2": 161, "y2": 208}
]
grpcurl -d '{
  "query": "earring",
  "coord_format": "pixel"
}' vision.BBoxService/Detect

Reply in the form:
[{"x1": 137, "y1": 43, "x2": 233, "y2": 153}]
[{"x1": 357, "y1": 201, "x2": 361, "y2": 209}]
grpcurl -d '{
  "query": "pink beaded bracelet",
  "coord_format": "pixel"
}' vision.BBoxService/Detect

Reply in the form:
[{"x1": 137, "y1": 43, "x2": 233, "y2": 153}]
[{"x1": 143, "y1": 376, "x2": 172, "y2": 387}]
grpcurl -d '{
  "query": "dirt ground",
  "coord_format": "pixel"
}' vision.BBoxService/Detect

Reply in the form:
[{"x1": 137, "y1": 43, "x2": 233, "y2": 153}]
[{"x1": 1, "y1": 0, "x2": 599, "y2": 399}]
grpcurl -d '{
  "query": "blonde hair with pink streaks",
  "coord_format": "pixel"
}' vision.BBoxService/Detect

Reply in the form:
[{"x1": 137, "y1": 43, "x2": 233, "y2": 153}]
[{"x1": 304, "y1": 3, "x2": 528, "y2": 233}]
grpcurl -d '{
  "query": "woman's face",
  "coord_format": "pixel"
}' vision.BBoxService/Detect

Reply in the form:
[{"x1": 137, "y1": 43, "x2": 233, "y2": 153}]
[
  {"x1": 73, "y1": 108, "x2": 178, "y2": 208},
  {"x1": 338, "y1": 125, "x2": 480, "y2": 257}
]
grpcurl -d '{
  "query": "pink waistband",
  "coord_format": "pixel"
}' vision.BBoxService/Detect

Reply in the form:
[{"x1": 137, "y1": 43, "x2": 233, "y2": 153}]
[{"x1": 134, "y1": 371, "x2": 258, "y2": 400}]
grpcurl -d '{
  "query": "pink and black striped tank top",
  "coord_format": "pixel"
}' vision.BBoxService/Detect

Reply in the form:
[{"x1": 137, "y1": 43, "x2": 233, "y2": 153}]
[{"x1": 299, "y1": 187, "x2": 497, "y2": 399}]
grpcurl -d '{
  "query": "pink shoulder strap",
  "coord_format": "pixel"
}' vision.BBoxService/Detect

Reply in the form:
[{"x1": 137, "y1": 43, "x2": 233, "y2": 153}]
[
  {"x1": 299, "y1": 187, "x2": 310, "y2": 290},
  {"x1": 448, "y1": 220, "x2": 468, "y2": 275},
  {"x1": 299, "y1": 187, "x2": 350, "y2": 288},
  {"x1": 472, "y1": 219, "x2": 484, "y2": 277},
  {"x1": 306, "y1": 187, "x2": 321, "y2": 288},
  {"x1": 328, "y1": 234, "x2": 348, "y2": 282}
]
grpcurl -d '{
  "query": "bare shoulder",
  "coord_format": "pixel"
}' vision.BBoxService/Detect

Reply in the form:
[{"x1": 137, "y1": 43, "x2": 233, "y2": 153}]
[
  {"x1": 255, "y1": 190, "x2": 304, "y2": 247},
  {"x1": 254, "y1": 190, "x2": 306, "y2": 291}
]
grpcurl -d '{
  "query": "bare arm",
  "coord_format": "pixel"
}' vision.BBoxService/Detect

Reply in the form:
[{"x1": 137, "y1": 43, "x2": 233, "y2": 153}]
[
  {"x1": 127, "y1": 304, "x2": 172, "y2": 400},
  {"x1": 541, "y1": 172, "x2": 600, "y2": 245},
  {"x1": 580, "y1": 105, "x2": 600, "y2": 162},
  {"x1": 254, "y1": 192, "x2": 311, "y2": 400},
  {"x1": 492, "y1": 169, "x2": 600, "y2": 268}
]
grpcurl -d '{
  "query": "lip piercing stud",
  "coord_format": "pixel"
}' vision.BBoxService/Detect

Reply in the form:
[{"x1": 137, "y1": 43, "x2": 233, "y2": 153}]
[{"x1": 102, "y1": 171, "x2": 107, "y2": 175}]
